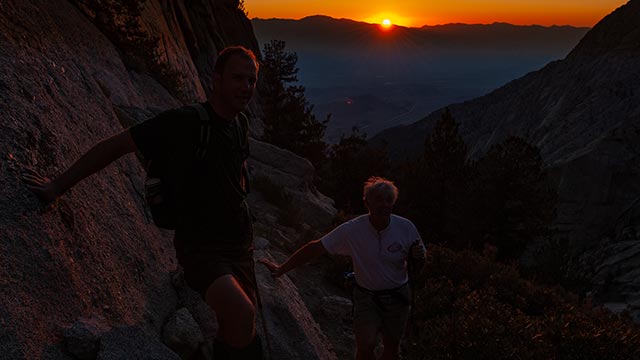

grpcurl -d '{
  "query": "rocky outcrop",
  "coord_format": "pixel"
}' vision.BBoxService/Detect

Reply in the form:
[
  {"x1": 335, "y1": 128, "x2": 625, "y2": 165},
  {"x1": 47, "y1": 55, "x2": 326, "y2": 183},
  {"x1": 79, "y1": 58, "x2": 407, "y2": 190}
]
[
  {"x1": 567, "y1": 0, "x2": 640, "y2": 59},
  {"x1": 578, "y1": 196, "x2": 640, "y2": 320},
  {"x1": 1, "y1": 0, "x2": 337, "y2": 358},
  {"x1": 254, "y1": 246, "x2": 338, "y2": 360},
  {"x1": 248, "y1": 138, "x2": 337, "y2": 230}
]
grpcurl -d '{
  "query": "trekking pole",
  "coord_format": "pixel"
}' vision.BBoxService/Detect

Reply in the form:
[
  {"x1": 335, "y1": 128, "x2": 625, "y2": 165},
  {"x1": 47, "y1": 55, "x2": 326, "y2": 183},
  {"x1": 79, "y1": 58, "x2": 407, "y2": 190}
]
[
  {"x1": 449, "y1": 287, "x2": 457, "y2": 359},
  {"x1": 407, "y1": 241, "x2": 419, "y2": 345}
]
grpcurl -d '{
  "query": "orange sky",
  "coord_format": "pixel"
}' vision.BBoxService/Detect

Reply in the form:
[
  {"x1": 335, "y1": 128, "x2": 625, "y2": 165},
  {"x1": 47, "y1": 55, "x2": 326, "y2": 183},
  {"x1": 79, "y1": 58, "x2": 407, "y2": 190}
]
[{"x1": 245, "y1": 0, "x2": 629, "y2": 27}]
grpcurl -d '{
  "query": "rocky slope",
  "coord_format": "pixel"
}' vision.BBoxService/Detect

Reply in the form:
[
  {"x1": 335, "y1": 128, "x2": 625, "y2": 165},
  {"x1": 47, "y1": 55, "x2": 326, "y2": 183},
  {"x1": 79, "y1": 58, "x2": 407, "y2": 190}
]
[
  {"x1": 0, "y1": 0, "x2": 338, "y2": 358},
  {"x1": 372, "y1": 0, "x2": 640, "y2": 312}
]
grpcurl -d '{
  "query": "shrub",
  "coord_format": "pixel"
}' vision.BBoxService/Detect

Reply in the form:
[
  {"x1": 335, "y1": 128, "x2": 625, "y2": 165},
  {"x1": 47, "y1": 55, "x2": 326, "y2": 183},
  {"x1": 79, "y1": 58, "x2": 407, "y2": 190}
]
[{"x1": 404, "y1": 245, "x2": 640, "y2": 360}]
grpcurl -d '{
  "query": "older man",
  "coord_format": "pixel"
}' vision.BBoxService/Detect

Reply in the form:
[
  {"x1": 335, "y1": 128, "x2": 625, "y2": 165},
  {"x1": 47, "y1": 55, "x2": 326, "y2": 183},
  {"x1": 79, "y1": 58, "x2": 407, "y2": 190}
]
[{"x1": 260, "y1": 176, "x2": 427, "y2": 360}]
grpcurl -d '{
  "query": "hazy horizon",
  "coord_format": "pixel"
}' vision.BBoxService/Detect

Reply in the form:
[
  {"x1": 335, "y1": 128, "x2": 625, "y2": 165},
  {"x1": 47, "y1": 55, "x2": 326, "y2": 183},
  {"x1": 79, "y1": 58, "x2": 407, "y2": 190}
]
[
  {"x1": 251, "y1": 14, "x2": 592, "y2": 29},
  {"x1": 244, "y1": 0, "x2": 626, "y2": 27}
]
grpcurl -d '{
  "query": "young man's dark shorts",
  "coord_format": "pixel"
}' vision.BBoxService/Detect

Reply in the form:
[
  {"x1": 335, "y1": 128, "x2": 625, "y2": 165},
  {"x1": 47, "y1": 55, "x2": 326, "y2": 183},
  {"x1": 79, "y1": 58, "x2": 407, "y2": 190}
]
[{"x1": 175, "y1": 201, "x2": 257, "y2": 302}]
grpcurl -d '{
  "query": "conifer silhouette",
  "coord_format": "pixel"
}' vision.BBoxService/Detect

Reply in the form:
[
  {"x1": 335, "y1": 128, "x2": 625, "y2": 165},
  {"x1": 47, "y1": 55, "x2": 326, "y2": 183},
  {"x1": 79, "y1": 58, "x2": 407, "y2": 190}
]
[{"x1": 260, "y1": 40, "x2": 328, "y2": 168}]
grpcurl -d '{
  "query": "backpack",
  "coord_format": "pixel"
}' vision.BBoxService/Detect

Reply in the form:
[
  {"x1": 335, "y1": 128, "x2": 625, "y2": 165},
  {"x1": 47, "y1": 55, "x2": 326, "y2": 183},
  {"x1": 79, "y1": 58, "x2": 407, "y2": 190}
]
[{"x1": 143, "y1": 103, "x2": 250, "y2": 230}]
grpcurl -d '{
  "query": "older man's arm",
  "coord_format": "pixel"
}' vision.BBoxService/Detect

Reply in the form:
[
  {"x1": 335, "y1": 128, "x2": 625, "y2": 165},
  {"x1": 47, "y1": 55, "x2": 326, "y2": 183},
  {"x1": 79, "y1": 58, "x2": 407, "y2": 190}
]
[{"x1": 259, "y1": 240, "x2": 328, "y2": 278}]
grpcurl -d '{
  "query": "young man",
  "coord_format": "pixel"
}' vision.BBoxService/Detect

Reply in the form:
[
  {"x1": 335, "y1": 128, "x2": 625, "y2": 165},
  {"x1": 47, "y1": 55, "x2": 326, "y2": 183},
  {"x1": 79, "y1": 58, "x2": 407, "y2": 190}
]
[
  {"x1": 260, "y1": 176, "x2": 427, "y2": 360},
  {"x1": 22, "y1": 46, "x2": 263, "y2": 359}
]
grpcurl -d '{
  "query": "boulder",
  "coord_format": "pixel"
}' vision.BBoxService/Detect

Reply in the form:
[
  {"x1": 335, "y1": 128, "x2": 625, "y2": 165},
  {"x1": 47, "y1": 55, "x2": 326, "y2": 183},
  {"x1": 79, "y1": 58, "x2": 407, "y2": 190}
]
[
  {"x1": 63, "y1": 316, "x2": 109, "y2": 360},
  {"x1": 248, "y1": 138, "x2": 337, "y2": 231},
  {"x1": 162, "y1": 308, "x2": 205, "y2": 359},
  {"x1": 97, "y1": 326, "x2": 180, "y2": 360}
]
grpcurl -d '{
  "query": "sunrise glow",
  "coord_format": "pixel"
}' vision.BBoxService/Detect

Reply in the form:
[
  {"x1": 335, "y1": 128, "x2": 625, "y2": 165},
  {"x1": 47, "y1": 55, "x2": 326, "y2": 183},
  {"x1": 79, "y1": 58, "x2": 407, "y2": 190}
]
[
  {"x1": 381, "y1": 19, "x2": 392, "y2": 30},
  {"x1": 245, "y1": 0, "x2": 628, "y2": 27}
]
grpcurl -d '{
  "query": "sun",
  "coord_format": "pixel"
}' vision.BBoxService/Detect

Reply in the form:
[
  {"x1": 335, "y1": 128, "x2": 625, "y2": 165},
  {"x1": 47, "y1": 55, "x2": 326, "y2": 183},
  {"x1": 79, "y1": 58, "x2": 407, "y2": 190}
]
[{"x1": 381, "y1": 19, "x2": 393, "y2": 29}]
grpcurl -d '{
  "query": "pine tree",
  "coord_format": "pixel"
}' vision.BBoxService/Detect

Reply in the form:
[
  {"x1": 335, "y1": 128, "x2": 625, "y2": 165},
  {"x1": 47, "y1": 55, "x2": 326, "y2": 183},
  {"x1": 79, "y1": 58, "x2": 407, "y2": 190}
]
[
  {"x1": 399, "y1": 109, "x2": 471, "y2": 247},
  {"x1": 319, "y1": 128, "x2": 390, "y2": 214},
  {"x1": 260, "y1": 40, "x2": 328, "y2": 168},
  {"x1": 238, "y1": 0, "x2": 248, "y2": 16},
  {"x1": 472, "y1": 136, "x2": 557, "y2": 260},
  {"x1": 396, "y1": 111, "x2": 556, "y2": 260}
]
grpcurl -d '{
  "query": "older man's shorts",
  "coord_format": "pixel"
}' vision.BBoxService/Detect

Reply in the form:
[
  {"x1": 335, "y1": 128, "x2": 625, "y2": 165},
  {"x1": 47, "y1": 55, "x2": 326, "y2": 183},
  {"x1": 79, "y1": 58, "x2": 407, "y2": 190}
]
[{"x1": 353, "y1": 283, "x2": 411, "y2": 341}]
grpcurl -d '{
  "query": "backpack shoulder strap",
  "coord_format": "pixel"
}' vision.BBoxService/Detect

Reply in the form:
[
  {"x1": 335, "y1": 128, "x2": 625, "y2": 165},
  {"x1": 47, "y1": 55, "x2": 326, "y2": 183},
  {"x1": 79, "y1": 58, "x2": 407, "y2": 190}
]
[
  {"x1": 235, "y1": 112, "x2": 251, "y2": 194},
  {"x1": 235, "y1": 111, "x2": 250, "y2": 148},
  {"x1": 187, "y1": 103, "x2": 211, "y2": 160}
]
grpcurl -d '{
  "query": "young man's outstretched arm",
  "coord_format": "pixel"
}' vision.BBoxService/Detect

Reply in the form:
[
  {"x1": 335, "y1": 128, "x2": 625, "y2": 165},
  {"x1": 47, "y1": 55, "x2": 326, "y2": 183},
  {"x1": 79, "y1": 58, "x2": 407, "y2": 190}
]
[
  {"x1": 22, "y1": 130, "x2": 137, "y2": 203},
  {"x1": 259, "y1": 240, "x2": 328, "y2": 278}
]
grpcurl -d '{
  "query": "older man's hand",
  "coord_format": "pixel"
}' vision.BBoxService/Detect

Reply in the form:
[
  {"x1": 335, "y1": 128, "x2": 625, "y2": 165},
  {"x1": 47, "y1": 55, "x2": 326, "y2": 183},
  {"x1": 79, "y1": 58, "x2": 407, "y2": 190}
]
[
  {"x1": 258, "y1": 259, "x2": 284, "y2": 278},
  {"x1": 410, "y1": 241, "x2": 426, "y2": 260}
]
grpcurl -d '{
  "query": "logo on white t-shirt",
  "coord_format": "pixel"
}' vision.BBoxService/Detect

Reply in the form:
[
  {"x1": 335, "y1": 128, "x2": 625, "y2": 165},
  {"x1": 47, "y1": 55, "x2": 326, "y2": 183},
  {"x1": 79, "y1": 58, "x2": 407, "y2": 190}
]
[{"x1": 387, "y1": 242, "x2": 402, "y2": 253}]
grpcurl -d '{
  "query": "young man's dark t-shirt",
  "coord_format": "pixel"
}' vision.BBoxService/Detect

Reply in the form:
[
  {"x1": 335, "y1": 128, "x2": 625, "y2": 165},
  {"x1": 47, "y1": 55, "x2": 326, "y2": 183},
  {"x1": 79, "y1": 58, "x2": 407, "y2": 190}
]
[{"x1": 130, "y1": 102, "x2": 255, "y2": 295}]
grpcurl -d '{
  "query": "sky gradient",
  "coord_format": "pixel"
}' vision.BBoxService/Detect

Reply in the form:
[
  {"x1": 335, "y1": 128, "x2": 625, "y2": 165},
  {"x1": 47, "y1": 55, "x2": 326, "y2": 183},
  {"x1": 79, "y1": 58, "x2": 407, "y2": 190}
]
[{"x1": 245, "y1": 0, "x2": 629, "y2": 27}]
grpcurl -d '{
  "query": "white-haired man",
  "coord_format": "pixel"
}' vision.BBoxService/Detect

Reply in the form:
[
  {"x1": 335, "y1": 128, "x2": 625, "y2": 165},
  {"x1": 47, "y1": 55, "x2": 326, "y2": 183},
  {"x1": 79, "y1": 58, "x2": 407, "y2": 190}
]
[{"x1": 260, "y1": 176, "x2": 427, "y2": 360}]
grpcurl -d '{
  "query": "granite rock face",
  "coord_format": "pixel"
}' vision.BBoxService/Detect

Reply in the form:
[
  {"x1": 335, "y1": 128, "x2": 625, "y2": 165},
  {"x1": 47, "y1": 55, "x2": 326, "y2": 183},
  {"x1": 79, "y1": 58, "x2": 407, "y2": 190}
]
[
  {"x1": 248, "y1": 138, "x2": 337, "y2": 231},
  {"x1": 1, "y1": 1, "x2": 180, "y2": 357},
  {"x1": 579, "y1": 196, "x2": 640, "y2": 320},
  {"x1": 254, "y1": 248, "x2": 339, "y2": 360}
]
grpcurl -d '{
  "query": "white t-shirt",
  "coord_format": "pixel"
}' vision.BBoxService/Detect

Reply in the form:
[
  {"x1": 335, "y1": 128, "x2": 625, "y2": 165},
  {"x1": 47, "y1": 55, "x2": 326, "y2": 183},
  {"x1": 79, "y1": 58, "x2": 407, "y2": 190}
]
[{"x1": 321, "y1": 214, "x2": 423, "y2": 291}]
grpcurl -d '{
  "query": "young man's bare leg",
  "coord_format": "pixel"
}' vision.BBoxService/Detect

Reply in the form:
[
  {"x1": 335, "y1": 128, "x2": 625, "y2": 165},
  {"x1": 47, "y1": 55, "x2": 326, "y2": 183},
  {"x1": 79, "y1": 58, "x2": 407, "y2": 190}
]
[{"x1": 206, "y1": 274, "x2": 256, "y2": 348}]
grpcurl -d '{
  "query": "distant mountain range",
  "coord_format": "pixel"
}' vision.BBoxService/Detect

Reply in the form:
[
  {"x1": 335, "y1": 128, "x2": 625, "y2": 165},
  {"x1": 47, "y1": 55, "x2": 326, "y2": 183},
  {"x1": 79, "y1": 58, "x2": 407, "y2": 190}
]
[
  {"x1": 371, "y1": 1, "x2": 639, "y2": 252},
  {"x1": 252, "y1": 16, "x2": 589, "y2": 142},
  {"x1": 253, "y1": 16, "x2": 587, "y2": 55}
]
